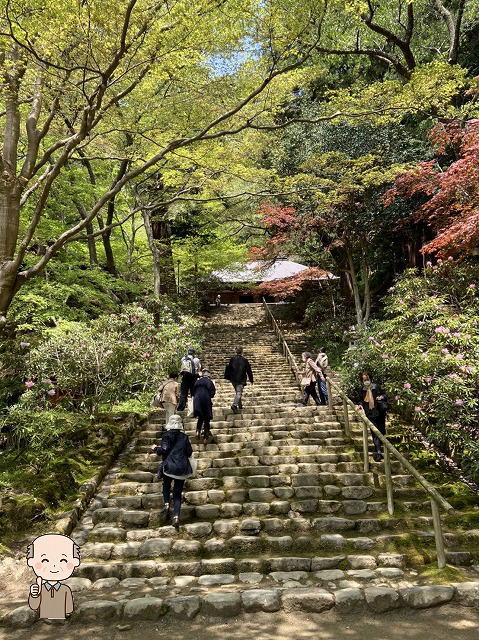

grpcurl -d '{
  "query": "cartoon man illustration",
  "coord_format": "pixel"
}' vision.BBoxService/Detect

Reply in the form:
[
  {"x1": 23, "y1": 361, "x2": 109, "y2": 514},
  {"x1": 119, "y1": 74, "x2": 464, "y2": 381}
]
[{"x1": 26, "y1": 533, "x2": 80, "y2": 620}]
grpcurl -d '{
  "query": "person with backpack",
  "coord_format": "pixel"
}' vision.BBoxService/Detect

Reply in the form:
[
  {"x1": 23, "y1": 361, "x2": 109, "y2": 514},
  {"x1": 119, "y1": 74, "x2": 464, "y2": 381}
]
[
  {"x1": 354, "y1": 370, "x2": 388, "y2": 462},
  {"x1": 315, "y1": 348, "x2": 329, "y2": 405},
  {"x1": 177, "y1": 348, "x2": 201, "y2": 412},
  {"x1": 299, "y1": 351, "x2": 323, "y2": 406},
  {"x1": 151, "y1": 414, "x2": 194, "y2": 528},
  {"x1": 193, "y1": 369, "x2": 216, "y2": 444},
  {"x1": 224, "y1": 346, "x2": 253, "y2": 414},
  {"x1": 151, "y1": 372, "x2": 179, "y2": 425}
]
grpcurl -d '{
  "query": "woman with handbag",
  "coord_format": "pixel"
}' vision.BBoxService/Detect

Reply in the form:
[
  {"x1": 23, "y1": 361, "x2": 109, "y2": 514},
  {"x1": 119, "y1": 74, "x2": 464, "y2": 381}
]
[
  {"x1": 151, "y1": 414, "x2": 194, "y2": 528},
  {"x1": 354, "y1": 371, "x2": 388, "y2": 462},
  {"x1": 151, "y1": 372, "x2": 179, "y2": 426},
  {"x1": 299, "y1": 352, "x2": 323, "y2": 406}
]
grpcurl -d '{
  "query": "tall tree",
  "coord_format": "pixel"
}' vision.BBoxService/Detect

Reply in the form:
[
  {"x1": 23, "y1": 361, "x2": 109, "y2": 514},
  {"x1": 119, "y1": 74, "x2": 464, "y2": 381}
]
[{"x1": 0, "y1": 0, "x2": 339, "y2": 325}]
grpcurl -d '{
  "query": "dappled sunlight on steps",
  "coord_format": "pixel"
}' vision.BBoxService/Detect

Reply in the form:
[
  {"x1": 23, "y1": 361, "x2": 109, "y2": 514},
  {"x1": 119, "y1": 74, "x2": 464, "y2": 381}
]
[{"x1": 2, "y1": 304, "x2": 479, "y2": 628}]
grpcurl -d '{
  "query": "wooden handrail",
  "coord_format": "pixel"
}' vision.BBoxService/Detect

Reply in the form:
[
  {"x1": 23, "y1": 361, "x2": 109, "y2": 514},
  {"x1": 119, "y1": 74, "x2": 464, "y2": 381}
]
[{"x1": 262, "y1": 298, "x2": 454, "y2": 568}]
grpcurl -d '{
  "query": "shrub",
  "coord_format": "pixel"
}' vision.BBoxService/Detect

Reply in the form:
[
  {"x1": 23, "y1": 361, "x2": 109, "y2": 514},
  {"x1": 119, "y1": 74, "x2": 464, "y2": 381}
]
[
  {"x1": 20, "y1": 302, "x2": 201, "y2": 414},
  {"x1": 341, "y1": 260, "x2": 479, "y2": 476}
]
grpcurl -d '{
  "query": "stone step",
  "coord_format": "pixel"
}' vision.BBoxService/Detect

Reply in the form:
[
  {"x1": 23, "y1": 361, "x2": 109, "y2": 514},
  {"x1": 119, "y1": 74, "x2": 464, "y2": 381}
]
[
  {"x1": 75, "y1": 540, "x2": 477, "y2": 583},
  {"x1": 7, "y1": 578, "x2": 477, "y2": 627}
]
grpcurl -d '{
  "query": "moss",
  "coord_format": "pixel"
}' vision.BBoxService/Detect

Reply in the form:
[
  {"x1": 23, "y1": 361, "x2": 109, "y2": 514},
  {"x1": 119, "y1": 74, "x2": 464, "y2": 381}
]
[{"x1": 418, "y1": 563, "x2": 468, "y2": 584}]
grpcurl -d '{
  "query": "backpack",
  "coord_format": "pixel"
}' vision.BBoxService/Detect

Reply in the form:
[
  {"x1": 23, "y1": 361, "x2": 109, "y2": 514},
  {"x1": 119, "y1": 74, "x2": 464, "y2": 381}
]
[{"x1": 180, "y1": 356, "x2": 195, "y2": 374}]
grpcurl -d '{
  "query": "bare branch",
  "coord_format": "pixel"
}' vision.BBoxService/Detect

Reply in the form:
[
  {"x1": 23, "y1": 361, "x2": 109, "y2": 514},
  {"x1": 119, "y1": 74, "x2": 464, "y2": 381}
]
[
  {"x1": 434, "y1": 0, "x2": 466, "y2": 64},
  {"x1": 316, "y1": 45, "x2": 411, "y2": 79}
]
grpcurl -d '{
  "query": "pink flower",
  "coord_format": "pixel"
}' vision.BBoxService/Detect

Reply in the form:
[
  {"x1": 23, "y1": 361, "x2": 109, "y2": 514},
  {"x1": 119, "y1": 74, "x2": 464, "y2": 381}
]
[
  {"x1": 414, "y1": 406, "x2": 422, "y2": 412},
  {"x1": 441, "y1": 348, "x2": 449, "y2": 354},
  {"x1": 437, "y1": 258, "x2": 443, "y2": 264},
  {"x1": 131, "y1": 341, "x2": 138, "y2": 347},
  {"x1": 448, "y1": 256, "x2": 454, "y2": 261},
  {"x1": 468, "y1": 284, "x2": 476, "y2": 289},
  {"x1": 449, "y1": 373, "x2": 459, "y2": 379},
  {"x1": 434, "y1": 327, "x2": 444, "y2": 334},
  {"x1": 455, "y1": 399, "x2": 464, "y2": 406},
  {"x1": 426, "y1": 261, "x2": 432, "y2": 267},
  {"x1": 395, "y1": 395, "x2": 400, "y2": 401},
  {"x1": 443, "y1": 327, "x2": 450, "y2": 334},
  {"x1": 25, "y1": 380, "x2": 34, "y2": 389},
  {"x1": 141, "y1": 353, "x2": 150, "y2": 359},
  {"x1": 425, "y1": 377, "x2": 433, "y2": 383},
  {"x1": 456, "y1": 354, "x2": 465, "y2": 359},
  {"x1": 47, "y1": 389, "x2": 56, "y2": 396},
  {"x1": 381, "y1": 354, "x2": 389, "y2": 359},
  {"x1": 20, "y1": 341, "x2": 30, "y2": 348},
  {"x1": 404, "y1": 383, "x2": 411, "y2": 389},
  {"x1": 453, "y1": 332, "x2": 461, "y2": 338}
]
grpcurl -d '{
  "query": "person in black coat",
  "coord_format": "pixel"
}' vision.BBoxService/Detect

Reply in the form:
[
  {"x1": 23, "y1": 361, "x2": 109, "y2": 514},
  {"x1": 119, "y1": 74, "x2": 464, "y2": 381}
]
[
  {"x1": 193, "y1": 370, "x2": 216, "y2": 444},
  {"x1": 354, "y1": 371, "x2": 388, "y2": 462},
  {"x1": 151, "y1": 414, "x2": 193, "y2": 528},
  {"x1": 224, "y1": 346, "x2": 253, "y2": 414}
]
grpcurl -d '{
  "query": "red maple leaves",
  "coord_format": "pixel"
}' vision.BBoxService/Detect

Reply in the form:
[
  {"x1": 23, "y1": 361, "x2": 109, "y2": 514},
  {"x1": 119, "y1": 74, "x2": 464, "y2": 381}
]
[
  {"x1": 384, "y1": 119, "x2": 479, "y2": 257},
  {"x1": 250, "y1": 201, "x2": 300, "y2": 260},
  {"x1": 255, "y1": 267, "x2": 331, "y2": 300}
]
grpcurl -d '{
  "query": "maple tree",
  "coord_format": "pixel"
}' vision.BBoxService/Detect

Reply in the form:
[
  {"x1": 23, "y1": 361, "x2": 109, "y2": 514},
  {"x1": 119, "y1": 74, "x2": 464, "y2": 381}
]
[{"x1": 384, "y1": 118, "x2": 479, "y2": 257}]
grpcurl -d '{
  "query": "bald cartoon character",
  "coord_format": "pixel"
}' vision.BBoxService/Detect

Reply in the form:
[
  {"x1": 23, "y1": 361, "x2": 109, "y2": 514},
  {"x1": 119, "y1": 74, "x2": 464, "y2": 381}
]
[{"x1": 26, "y1": 534, "x2": 80, "y2": 619}]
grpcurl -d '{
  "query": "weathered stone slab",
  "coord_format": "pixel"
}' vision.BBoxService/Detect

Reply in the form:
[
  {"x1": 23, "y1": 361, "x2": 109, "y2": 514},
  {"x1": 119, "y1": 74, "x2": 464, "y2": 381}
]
[{"x1": 242, "y1": 589, "x2": 281, "y2": 612}]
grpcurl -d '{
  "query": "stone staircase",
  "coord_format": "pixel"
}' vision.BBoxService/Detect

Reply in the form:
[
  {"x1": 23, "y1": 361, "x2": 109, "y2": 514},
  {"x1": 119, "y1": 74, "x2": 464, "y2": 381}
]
[{"x1": 4, "y1": 303, "x2": 479, "y2": 627}]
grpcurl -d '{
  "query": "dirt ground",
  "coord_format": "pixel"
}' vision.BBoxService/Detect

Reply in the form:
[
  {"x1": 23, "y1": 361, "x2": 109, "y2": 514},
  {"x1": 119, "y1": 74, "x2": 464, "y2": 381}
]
[{"x1": 2, "y1": 605, "x2": 478, "y2": 640}]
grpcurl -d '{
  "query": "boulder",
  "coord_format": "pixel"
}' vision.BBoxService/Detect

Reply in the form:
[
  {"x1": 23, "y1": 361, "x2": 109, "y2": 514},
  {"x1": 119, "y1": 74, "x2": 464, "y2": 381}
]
[
  {"x1": 365, "y1": 587, "x2": 401, "y2": 613},
  {"x1": 401, "y1": 585, "x2": 455, "y2": 609},
  {"x1": 123, "y1": 597, "x2": 167, "y2": 620},
  {"x1": 281, "y1": 587, "x2": 335, "y2": 613},
  {"x1": 202, "y1": 593, "x2": 242, "y2": 617},
  {"x1": 164, "y1": 596, "x2": 201, "y2": 619},
  {"x1": 242, "y1": 589, "x2": 281, "y2": 612}
]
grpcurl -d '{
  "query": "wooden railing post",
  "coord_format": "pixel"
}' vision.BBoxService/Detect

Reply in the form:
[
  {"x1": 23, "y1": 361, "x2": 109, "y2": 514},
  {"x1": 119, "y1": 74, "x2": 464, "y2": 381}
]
[
  {"x1": 431, "y1": 498, "x2": 446, "y2": 568},
  {"x1": 342, "y1": 397, "x2": 351, "y2": 438},
  {"x1": 326, "y1": 378, "x2": 333, "y2": 411},
  {"x1": 383, "y1": 446, "x2": 394, "y2": 515},
  {"x1": 362, "y1": 419, "x2": 369, "y2": 473}
]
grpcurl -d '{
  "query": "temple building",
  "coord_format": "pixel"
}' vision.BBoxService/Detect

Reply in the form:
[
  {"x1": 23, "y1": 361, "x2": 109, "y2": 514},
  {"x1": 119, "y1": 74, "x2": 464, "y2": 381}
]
[{"x1": 210, "y1": 259, "x2": 337, "y2": 304}]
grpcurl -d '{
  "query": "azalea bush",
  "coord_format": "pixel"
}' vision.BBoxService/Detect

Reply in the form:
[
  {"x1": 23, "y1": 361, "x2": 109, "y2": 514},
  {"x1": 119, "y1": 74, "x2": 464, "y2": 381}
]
[
  {"x1": 16, "y1": 303, "x2": 201, "y2": 414},
  {"x1": 341, "y1": 260, "x2": 479, "y2": 477}
]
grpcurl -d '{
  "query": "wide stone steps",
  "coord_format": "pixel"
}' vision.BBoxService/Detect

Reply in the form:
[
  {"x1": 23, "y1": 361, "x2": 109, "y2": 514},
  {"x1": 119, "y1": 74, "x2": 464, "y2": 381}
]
[{"x1": 50, "y1": 303, "x2": 477, "y2": 626}]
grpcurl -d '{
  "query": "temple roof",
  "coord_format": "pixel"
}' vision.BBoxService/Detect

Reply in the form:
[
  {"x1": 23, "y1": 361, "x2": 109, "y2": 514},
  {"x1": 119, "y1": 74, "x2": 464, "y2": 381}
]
[{"x1": 211, "y1": 260, "x2": 336, "y2": 283}]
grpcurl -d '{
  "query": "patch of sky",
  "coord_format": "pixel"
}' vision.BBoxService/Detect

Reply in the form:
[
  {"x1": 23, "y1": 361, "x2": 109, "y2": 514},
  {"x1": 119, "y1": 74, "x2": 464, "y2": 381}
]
[{"x1": 207, "y1": 36, "x2": 262, "y2": 77}]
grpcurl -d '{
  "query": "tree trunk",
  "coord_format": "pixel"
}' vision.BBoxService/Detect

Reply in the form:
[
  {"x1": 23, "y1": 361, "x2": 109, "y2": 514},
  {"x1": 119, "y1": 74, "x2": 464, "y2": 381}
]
[
  {"x1": 74, "y1": 201, "x2": 98, "y2": 267},
  {"x1": 142, "y1": 209, "x2": 162, "y2": 299},
  {"x1": 102, "y1": 135, "x2": 132, "y2": 275},
  {"x1": 150, "y1": 213, "x2": 176, "y2": 295},
  {"x1": 345, "y1": 245, "x2": 364, "y2": 327},
  {"x1": 360, "y1": 251, "x2": 371, "y2": 325}
]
